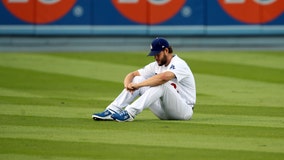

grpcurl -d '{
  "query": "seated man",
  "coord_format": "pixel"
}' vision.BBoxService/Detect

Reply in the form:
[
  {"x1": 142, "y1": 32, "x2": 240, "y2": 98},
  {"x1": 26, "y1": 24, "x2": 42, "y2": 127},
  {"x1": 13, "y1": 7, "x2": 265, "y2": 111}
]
[{"x1": 92, "y1": 37, "x2": 196, "y2": 122}]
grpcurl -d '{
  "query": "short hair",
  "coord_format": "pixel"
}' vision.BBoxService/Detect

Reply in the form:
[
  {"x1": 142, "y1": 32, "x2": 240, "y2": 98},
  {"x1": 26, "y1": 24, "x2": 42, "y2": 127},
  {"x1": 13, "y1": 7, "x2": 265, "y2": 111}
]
[{"x1": 164, "y1": 46, "x2": 173, "y2": 53}]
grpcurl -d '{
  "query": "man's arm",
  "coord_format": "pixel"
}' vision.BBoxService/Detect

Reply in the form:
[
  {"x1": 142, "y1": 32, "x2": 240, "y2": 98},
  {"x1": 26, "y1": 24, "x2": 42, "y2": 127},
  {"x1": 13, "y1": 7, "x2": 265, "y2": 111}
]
[
  {"x1": 124, "y1": 70, "x2": 140, "y2": 91},
  {"x1": 129, "y1": 71, "x2": 175, "y2": 91}
]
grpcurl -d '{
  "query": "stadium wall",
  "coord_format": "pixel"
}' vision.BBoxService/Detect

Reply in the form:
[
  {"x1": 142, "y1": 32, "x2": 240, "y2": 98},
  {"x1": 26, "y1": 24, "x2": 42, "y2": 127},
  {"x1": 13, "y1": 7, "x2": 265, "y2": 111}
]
[{"x1": 0, "y1": 0, "x2": 284, "y2": 36}]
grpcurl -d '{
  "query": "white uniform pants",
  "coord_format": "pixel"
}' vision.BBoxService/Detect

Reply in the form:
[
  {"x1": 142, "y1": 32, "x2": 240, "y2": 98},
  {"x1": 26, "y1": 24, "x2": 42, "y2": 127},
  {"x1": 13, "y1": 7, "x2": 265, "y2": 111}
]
[{"x1": 107, "y1": 76, "x2": 193, "y2": 120}]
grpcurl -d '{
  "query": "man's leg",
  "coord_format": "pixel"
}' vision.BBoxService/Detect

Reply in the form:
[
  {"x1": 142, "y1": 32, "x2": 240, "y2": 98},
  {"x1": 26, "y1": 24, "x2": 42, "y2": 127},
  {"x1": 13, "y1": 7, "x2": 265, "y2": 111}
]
[
  {"x1": 92, "y1": 76, "x2": 148, "y2": 120},
  {"x1": 125, "y1": 82, "x2": 193, "y2": 120},
  {"x1": 107, "y1": 76, "x2": 148, "y2": 113},
  {"x1": 148, "y1": 100, "x2": 168, "y2": 120},
  {"x1": 106, "y1": 88, "x2": 139, "y2": 113},
  {"x1": 161, "y1": 84, "x2": 193, "y2": 120}
]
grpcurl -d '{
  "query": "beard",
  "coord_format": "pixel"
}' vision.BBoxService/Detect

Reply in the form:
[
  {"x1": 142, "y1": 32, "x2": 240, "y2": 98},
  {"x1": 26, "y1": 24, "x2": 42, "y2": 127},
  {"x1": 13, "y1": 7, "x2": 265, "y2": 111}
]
[{"x1": 158, "y1": 53, "x2": 167, "y2": 66}]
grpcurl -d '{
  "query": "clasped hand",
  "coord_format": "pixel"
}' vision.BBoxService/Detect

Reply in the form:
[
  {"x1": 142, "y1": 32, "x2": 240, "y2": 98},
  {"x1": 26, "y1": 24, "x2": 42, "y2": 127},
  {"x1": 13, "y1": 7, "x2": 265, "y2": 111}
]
[{"x1": 126, "y1": 83, "x2": 139, "y2": 94}]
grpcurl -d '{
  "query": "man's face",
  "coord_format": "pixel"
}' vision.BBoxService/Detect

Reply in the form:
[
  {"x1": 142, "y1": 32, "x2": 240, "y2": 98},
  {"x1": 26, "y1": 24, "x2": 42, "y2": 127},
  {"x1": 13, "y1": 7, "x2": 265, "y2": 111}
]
[{"x1": 154, "y1": 50, "x2": 167, "y2": 66}]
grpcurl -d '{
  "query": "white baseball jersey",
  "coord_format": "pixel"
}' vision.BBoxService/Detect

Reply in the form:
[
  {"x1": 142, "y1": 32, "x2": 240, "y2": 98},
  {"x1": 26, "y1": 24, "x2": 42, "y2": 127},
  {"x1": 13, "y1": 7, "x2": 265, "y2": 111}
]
[{"x1": 138, "y1": 54, "x2": 196, "y2": 105}]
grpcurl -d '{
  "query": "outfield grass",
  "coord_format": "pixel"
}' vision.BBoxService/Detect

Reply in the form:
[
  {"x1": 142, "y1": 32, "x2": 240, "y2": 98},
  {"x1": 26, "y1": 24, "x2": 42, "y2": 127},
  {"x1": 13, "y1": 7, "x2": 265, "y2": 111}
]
[{"x1": 0, "y1": 51, "x2": 283, "y2": 160}]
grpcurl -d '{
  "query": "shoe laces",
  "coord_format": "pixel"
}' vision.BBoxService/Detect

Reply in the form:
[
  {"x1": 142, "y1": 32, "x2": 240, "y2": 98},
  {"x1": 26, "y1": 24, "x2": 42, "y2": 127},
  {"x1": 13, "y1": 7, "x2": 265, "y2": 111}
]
[
  {"x1": 119, "y1": 110, "x2": 129, "y2": 116},
  {"x1": 103, "y1": 110, "x2": 111, "y2": 115}
]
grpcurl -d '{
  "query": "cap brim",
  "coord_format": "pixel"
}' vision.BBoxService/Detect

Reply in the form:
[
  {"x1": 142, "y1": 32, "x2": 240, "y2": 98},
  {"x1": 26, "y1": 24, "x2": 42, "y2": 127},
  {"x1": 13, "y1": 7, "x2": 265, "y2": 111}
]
[{"x1": 147, "y1": 50, "x2": 161, "y2": 56}]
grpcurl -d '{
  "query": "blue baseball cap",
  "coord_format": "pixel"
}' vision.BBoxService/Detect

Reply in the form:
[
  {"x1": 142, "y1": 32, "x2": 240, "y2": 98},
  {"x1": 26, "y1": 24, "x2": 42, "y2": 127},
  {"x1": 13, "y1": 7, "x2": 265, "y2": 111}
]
[{"x1": 148, "y1": 37, "x2": 169, "y2": 56}]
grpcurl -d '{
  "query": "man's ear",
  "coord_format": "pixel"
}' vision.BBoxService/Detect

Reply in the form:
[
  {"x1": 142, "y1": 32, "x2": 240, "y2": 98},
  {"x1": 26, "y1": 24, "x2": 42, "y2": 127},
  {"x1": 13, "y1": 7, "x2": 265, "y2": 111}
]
[{"x1": 164, "y1": 48, "x2": 169, "y2": 54}]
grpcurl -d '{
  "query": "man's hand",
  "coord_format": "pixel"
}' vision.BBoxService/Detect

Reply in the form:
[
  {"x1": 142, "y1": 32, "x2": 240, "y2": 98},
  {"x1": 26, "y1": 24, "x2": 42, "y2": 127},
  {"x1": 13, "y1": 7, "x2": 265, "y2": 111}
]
[
  {"x1": 126, "y1": 83, "x2": 139, "y2": 94},
  {"x1": 123, "y1": 71, "x2": 141, "y2": 94}
]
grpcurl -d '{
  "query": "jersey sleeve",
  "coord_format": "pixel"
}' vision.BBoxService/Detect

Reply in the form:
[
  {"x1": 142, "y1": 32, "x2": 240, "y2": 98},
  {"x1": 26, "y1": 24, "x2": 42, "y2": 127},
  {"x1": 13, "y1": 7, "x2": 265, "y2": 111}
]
[
  {"x1": 167, "y1": 60, "x2": 190, "y2": 82},
  {"x1": 138, "y1": 62, "x2": 156, "y2": 79}
]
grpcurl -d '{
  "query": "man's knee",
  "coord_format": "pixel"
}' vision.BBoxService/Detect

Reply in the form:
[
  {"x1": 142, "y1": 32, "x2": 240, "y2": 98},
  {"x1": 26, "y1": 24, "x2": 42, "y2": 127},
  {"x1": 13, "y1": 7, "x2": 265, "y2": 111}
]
[
  {"x1": 133, "y1": 76, "x2": 146, "y2": 83},
  {"x1": 133, "y1": 76, "x2": 149, "y2": 95}
]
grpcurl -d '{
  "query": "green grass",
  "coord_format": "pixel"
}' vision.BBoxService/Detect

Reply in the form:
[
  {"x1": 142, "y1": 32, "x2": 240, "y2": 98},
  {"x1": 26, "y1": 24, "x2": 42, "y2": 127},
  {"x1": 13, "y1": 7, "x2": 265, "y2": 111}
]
[{"x1": 0, "y1": 51, "x2": 284, "y2": 160}]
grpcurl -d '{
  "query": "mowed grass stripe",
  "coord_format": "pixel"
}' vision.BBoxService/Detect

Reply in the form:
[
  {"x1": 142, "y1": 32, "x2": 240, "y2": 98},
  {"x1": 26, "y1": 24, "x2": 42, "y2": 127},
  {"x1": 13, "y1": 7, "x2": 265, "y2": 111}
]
[
  {"x1": 1, "y1": 115, "x2": 283, "y2": 139},
  {"x1": 0, "y1": 87, "x2": 42, "y2": 98},
  {"x1": 1, "y1": 125, "x2": 283, "y2": 154},
  {"x1": 2, "y1": 95, "x2": 284, "y2": 117},
  {"x1": 0, "y1": 104, "x2": 92, "y2": 119},
  {"x1": 1, "y1": 94, "x2": 283, "y2": 118},
  {"x1": 195, "y1": 74, "x2": 284, "y2": 107},
  {"x1": 49, "y1": 52, "x2": 153, "y2": 68},
  {"x1": 180, "y1": 51, "x2": 284, "y2": 70},
  {"x1": 188, "y1": 59, "x2": 284, "y2": 84},
  {"x1": 0, "y1": 153, "x2": 94, "y2": 160},
  {"x1": 192, "y1": 113, "x2": 284, "y2": 128},
  {"x1": 0, "y1": 65, "x2": 123, "y2": 99},
  {"x1": 1, "y1": 104, "x2": 283, "y2": 128},
  {"x1": 0, "y1": 53, "x2": 137, "y2": 83},
  {"x1": 0, "y1": 95, "x2": 113, "y2": 108},
  {"x1": 2, "y1": 138, "x2": 283, "y2": 160},
  {"x1": 196, "y1": 104, "x2": 284, "y2": 117}
]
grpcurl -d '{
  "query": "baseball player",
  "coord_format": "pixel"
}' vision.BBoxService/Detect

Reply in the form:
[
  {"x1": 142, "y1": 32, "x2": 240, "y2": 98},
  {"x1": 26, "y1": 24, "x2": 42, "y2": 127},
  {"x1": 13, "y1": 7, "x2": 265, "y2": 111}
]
[{"x1": 92, "y1": 37, "x2": 196, "y2": 122}]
